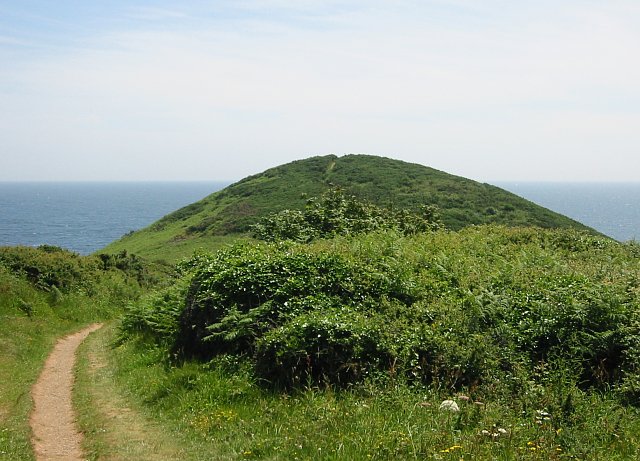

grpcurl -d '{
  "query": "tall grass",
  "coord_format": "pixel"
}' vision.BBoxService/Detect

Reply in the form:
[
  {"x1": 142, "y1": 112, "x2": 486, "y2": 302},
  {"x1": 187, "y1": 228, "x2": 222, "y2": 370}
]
[
  {"x1": 0, "y1": 247, "x2": 144, "y2": 460},
  {"x1": 110, "y1": 332, "x2": 640, "y2": 460},
  {"x1": 115, "y1": 226, "x2": 640, "y2": 459}
]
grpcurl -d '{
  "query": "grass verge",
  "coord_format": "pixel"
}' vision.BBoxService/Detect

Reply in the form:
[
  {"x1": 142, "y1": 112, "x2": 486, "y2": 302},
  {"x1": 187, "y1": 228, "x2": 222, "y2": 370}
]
[
  {"x1": 0, "y1": 278, "x2": 116, "y2": 460},
  {"x1": 74, "y1": 322, "x2": 222, "y2": 460},
  {"x1": 108, "y1": 333, "x2": 640, "y2": 460}
]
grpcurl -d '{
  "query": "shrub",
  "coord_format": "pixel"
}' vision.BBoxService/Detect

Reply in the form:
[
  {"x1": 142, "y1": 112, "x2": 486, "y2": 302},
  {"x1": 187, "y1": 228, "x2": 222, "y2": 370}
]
[
  {"x1": 122, "y1": 226, "x2": 640, "y2": 396},
  {"x1": 174, "y1": 242, "x2": 403, "y2": 359},
  {"x1": 251, "y1": 188, "x2": 442, "y2": 243},
  {"x1": 119, "y1": 276, "x2": 190, "y2": 346},
  {"x1": 0, "y1": 246, "x2": 93, "y2": 292},
  {"x1": 255, "y1": 309, "x2": 392, "y2": 388}
]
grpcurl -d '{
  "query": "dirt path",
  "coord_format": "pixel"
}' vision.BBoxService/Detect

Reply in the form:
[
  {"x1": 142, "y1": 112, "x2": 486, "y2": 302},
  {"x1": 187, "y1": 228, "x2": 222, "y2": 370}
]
[
  {"x1": 30, "y1": 323, "x2": 103, "y2": 461},
  {"x1": 75, "y1": 323, "x2": 202, "y2": 460}
]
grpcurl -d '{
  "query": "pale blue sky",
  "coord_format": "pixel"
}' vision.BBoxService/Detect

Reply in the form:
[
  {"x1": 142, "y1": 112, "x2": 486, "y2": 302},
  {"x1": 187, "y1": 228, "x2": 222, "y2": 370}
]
[{"x1": 1, "y1": 1, "x2": 639, "y2": 181}]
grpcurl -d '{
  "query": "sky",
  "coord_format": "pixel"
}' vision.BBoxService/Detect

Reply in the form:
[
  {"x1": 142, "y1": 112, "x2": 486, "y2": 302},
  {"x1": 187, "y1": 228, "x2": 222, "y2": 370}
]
[{"x1": 1, "y1": 1, "x2": 639, "y2": 182}]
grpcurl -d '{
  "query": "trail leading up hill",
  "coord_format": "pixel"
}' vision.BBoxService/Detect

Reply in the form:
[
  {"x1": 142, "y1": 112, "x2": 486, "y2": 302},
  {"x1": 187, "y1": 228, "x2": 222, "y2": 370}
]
[
  {"x1": 30, "y1": 323, "x2": 103, "y2": 461},
  {"x1": 102, "y1": 154, "x2": 597, "y2": 262}
]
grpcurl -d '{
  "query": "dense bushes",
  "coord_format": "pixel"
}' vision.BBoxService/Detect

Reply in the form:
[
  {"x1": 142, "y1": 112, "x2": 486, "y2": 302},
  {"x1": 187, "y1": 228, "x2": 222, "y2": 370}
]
[
  {"x1": 121, "y1": 226, "x2": 640, "y2": 399},
  {"x1": 0, "y1": 245, "x2": 98, "y2": 292},
  {"x1": 119, "y1": 276, "x2": 188, "y2": 345},
  {"x1": 251, "y1": 188, "x2": 442, "y2": 243},
  {"x1": 255, "y1": 309, "x2": 392, "y2": 387},
  {"x1": 0, "y1": 245, "x2": 148, "y2": 320},
  {"x1": 0, "y1": 245, "x2": 152, "y2": 293},
  {"x1": 96, "y1": 250, "x2": 153, "y2": 286},
  {"x1": 173, "y1": 242, "x2": 411, "y2": 366}
]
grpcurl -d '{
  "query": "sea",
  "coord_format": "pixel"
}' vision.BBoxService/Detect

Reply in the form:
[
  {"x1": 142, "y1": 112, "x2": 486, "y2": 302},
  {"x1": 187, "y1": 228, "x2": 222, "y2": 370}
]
[
  {"x1": 0, "y1": 181, "x2": 638, "y2": 255},
  {"x1": 0, "y1": 182, "x2": 228, "y2": 255},
  {"x1": 496, "y1": 182, "x2": 640, "y2": 243}
]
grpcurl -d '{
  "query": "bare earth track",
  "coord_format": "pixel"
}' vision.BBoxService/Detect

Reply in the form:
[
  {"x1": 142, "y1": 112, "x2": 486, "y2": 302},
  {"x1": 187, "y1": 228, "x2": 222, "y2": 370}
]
[{"x1": 30, "y1": 323, "x2": 103, "y2": 461}]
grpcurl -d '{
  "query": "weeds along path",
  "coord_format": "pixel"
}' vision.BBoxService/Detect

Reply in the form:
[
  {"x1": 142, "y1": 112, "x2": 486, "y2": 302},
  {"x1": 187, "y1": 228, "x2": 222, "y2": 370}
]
[
  {"x1": 74, "y1": 322, "x2": 204, "y2": 461},
  {"x1": 30, "y1": 323, "x2": 103, "y2": 461}
]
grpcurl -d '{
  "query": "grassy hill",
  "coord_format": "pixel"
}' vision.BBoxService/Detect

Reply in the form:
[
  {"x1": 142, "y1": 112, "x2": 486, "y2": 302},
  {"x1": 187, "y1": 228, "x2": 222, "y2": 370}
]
[
  {"x1": 102, "y1": 154, "x2": 595, "y2": 261},
  {"x1": 116, "y1": 225, "x2": 640, "y2": 459},
  {"x1": 0, "y1": 246, "x2": 145, "y2": 460}
]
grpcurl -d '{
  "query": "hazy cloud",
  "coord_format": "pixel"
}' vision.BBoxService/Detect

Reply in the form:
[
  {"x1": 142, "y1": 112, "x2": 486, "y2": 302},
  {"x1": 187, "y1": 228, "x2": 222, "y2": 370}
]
[{"x1": 1, "y1": 1, "x2": 639, "y2": 181}]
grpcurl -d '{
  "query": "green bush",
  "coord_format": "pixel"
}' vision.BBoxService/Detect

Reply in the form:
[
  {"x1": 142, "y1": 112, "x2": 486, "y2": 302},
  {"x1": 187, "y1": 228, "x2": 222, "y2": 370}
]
[
  {"x1": 256, "y1": 309, "x2": 392, "y2": 387},
  {"x1": 173, "y1": 242, "x2": 406, "y2": 359},
  {"x1": 251, "y1": 188, "x2": 442, "y2": 243},
  {"x1": 0, "y1": 245, "x2": 95, "y2": 292},
  {"x1": 0, "y1": 245, "x2": 147, "y2": 321},
  {"x1": 119, "y1": 276, "x2": 190, "y2": 346},
  {"x1": 0, "y1": 245, "x2": 152, "y2": 293},
  {"x1": 121, "y1": 226, "x2": 640, "y2": 397}
]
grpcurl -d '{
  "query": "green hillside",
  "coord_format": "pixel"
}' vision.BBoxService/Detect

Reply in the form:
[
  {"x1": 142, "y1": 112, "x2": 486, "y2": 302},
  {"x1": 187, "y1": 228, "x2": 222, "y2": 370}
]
[
  {"x1": 0, "y1": 246, "x2": 145, "y2": 459},
  {"x1": 117, "y1": 226, "x2": 640, "y2": 459},
  {"x1": 102, "y1": 154, "x2": 595, "y2": 261}
]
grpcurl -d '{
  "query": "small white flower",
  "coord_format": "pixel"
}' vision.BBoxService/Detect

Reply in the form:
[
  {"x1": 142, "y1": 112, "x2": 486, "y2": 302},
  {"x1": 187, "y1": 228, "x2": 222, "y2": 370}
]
[{"x1": 439, "y1": 400, "x2": 460, "y2": 412}]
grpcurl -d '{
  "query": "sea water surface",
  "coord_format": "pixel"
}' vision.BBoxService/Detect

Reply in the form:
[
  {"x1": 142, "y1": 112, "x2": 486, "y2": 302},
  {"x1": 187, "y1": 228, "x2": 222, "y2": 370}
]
[
  {"x1": 0, "y1": 182, "x2": 228, "y2": 254},
  {"x1": 496, "y1": 182, "x2": 640, "y2": 242},
  {"x1": 1, "y1": 181, "x2": 639, "y2": 255}
]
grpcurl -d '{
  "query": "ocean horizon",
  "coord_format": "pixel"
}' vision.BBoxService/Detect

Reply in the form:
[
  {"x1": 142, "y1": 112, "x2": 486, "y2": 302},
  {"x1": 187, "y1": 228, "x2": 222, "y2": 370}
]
[
  {"x1": 0, "y1": 181, "x2": 638, "y2": 255},
  {"x1": 0, "y1": 181, "x2": 229, "y2": 255},
  {"x1": 496, "y1": 182, "x2": 640, "y2": 243}
]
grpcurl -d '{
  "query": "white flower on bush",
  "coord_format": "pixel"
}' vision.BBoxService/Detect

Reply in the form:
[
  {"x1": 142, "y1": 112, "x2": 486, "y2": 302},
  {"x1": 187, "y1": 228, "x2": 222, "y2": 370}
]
[
  {"x1": 480, "y1": 427, "x2": 508, "y2": 438},
  {"x1": 439, "y1": 400, "x2": 460, "y2": 412},
  {"x1": 535, "y1": 409, "x2": 552, "y2": 425}
]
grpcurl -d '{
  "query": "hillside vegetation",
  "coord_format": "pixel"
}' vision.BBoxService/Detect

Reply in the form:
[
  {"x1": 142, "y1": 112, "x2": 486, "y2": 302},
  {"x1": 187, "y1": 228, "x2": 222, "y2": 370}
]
[
  {"x1": 0, "y1": 246, "x2": 148, "y2": 460},
  {"x1": 3, "y1": 156, "x2": 625, "y2": 459},
  {"x1": 115, "y1": 189, "x2": 640, "y2": 459},
  {"x1": 103, "y1": 154, "x2": 595, "y2": 262}
]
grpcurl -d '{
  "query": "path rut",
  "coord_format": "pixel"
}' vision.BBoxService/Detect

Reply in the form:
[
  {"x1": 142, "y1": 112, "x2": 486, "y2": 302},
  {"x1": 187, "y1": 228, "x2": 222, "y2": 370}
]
[{"x1": 30, "y1": 323, "x2": 103, "y2": 461}]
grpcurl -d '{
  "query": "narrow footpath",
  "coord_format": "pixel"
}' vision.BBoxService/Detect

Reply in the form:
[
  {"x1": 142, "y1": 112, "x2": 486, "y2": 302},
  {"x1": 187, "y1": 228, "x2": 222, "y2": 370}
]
[{"x1": 30, "y1": 323, "x2": 103, "y2": 461}]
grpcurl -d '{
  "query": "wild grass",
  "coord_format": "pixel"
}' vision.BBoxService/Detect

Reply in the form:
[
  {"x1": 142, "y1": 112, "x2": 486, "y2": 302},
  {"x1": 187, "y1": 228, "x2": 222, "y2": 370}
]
[
  {"x1": 110, "y1": 333, "x2": 640, "y2": 460},
  {"x1": 75, "y1": 323, "x2": 216, "y2": 460},
  {"x1": 103, "y1": 231, "x2": 239, "y2": 265},
  {"x1": 0, "y1": 246, "x2": 144, "y2": 460},
  {"x1": 115, "y1": 226, "x2": 640, "y2": 459}
]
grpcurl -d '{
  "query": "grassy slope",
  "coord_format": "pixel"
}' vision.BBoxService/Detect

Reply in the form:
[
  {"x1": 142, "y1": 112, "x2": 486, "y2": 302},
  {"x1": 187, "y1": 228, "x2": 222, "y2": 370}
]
[
  {"x1": 113, "y1": 226, "x2": 640, "y2": 460},
  {"x1": 75, "y1": 323, "x2": 217, "y2": 460},
  {"x1": 0, "y1": 248, "x2": 143, "y2": 461},
  {"x1": 102, "y1": 154, "x2": 595, "y2": 262}
]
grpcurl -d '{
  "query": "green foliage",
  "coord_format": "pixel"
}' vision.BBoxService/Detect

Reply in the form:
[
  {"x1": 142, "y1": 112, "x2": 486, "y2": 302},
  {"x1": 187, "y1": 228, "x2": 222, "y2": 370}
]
[
  {"x1": 96, "y1": 250, "x2": 154, "y2": 286},
  {"x1": 104, "y1": 154, "x2": 597, "y2": 263},
  {"x1": 0, "y1": 246, "x2": 148, "y2": 460},
  {"x1": 48, "y1": 284, "x2": 63, "y2": 305},
  {"x1": 251, "y1": 188, "x2": 442, "y2": 242},
  {"x1": 0, "y1": 245, "x2": 153, "y2": 294},
  {"x1": 111, "y1": 329, "x2": 640, "y2": 460},
  {"x1": 16, "y1": 298, "x2": 34, "y2": 318},
  {"x1": 122, "y1": 226, "x2": 640, "y2": 397},
  {"x1": 0, "y1": 245, "x2": 97, "y2": 292},
  {"x1": 173, "y1": 242, "x2": 397, "y2": 361},
  {"x1": 255, "y1": 309, "x2": 392, "y2": 387},
  {"x1": 112, "y1": 224, "x2": 640, "y2": 459},
  {"x1": 118, "y1": 276, "x2": 190, "y2": 346}
]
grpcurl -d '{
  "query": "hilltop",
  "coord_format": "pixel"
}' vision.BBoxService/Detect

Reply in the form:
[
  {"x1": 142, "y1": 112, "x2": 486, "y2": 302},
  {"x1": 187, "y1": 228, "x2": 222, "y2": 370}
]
[{"x1": 102, "y1": 154, "x2": 595, "y2": 261}]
